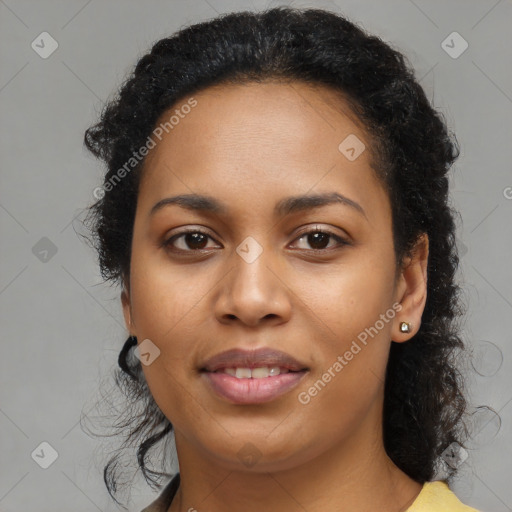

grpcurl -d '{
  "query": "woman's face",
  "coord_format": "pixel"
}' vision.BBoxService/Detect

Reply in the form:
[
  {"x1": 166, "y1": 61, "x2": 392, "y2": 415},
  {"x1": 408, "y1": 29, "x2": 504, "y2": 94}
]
[{"x1": 122, "y1": 81, "x2": 426, "y2": 472}]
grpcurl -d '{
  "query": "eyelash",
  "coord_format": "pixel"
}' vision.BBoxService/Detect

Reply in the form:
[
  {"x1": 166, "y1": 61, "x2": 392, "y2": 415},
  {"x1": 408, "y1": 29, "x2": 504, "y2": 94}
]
[{"x1": 162, "y1": 227, "x2": 349, "y2": 253}]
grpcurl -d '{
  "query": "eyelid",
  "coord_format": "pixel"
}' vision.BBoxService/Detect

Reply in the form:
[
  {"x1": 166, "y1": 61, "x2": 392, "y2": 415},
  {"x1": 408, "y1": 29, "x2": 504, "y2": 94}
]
[{"x1": 292, "y1": 224, "x2": 350, "y2": 241}]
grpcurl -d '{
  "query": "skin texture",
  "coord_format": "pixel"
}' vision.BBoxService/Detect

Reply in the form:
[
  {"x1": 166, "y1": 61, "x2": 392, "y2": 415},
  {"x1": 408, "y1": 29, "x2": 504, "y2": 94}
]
[{"x1": 121, "y1": 81, "x2": 429, "y2": 512}]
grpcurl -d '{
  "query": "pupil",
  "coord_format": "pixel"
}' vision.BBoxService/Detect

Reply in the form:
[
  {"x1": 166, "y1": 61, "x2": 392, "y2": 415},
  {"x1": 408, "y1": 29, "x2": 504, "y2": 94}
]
[
  {"x1": 308, "y1": 232, "x2": 329, "y2": 249},
  {"x1": 186, "y1": 233, "x2": 207, "y2": 249}
]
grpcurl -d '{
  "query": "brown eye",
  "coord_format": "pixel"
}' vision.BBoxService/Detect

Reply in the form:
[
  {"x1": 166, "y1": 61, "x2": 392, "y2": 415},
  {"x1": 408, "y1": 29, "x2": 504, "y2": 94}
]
[
  {"x1": 164, "y1": 230, "x2": 218, "y2": 252},
  {"x1": 182, "y1": 232, "x2": 209, "y2": 250},
  {"x1": 292, "y1": 229, "x2": 348, "y2": 251},
  {"x1": 305, "y1": 232, "x2": 330, "y2": 250}
]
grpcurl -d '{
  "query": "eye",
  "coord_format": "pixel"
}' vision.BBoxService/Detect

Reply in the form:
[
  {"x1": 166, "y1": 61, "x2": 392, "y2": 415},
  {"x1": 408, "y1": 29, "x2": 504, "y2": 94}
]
[
  {"x1": 290, "y1": 227, "x2": 349, "y2": 251},
  {"x1": 163, "y1": 228, "x2": 220, "y2": 252},
  {"x1": 163, "y1": 226, "x2": 349, "y2": 254}
]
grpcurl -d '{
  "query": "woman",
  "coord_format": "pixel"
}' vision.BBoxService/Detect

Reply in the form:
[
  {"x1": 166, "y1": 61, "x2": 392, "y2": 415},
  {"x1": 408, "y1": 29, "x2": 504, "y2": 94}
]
[{"x1": 83, "y1": 7, "x2": 478, "y2": 512}]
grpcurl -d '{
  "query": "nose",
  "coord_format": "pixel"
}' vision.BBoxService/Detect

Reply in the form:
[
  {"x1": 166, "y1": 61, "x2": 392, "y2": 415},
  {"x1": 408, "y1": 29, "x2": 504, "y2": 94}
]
[{"x1": 213, "y1": 246, "x2": 293, "y2": 328}]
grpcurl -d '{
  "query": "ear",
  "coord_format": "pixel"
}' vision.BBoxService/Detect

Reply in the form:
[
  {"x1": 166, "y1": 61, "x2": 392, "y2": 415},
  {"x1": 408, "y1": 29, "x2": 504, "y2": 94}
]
[
  {"x1": 121, "y1": 279, "x2": 135, "y2": 336},
  {"x1": 392, "y1": 233, "x2": 429, "y2": 342}
]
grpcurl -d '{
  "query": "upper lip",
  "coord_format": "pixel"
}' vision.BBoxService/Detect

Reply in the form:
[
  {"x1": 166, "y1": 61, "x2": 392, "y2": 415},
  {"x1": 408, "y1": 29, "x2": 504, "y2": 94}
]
[{"x1": 200, "y1": 347, "x2": 309, "y2": 372}]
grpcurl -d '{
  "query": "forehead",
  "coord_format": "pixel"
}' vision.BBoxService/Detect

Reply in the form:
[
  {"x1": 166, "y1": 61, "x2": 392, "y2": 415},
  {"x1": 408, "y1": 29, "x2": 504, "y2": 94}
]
[
  {"x1": 148, "y1": 81, "x2": 367, "y2": 155},
  {"x1": 137, "y1": 80, "x2": 386, "y2": 219}
]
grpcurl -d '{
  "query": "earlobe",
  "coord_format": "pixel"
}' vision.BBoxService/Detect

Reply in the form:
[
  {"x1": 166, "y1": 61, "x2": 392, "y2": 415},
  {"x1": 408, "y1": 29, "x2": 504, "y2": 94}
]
[{"x1": 393, "y1": 234, "x2": 429, "y2": 343}]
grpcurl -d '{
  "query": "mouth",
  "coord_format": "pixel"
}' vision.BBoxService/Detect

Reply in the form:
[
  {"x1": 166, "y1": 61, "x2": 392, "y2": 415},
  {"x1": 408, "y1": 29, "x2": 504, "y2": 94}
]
[
  {"x1": 208, "y1": 366, "x2": 297, "y2": 378},
  {"x1": 199, "y1": 347, "x2": 309, "y2": 404}
]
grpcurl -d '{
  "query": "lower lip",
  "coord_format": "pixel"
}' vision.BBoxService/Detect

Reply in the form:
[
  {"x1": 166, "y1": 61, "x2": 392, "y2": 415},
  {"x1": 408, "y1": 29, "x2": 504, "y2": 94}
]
[{"x1": 202, "y1": 371, "x2": 308, "y2": 404}]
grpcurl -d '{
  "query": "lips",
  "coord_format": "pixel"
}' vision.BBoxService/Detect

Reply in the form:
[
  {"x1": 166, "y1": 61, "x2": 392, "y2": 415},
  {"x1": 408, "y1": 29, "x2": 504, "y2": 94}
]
[
  {"x1": 200, "y1": 347, "x2": 309, "y2": 373},
  {"x1": 200, "y1": 347, "x2": 309, "y2": 404}
]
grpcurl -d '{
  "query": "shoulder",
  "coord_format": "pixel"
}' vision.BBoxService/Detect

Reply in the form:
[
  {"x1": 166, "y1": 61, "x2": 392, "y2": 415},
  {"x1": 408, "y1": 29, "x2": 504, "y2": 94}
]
[{"x1": 407, "y1": 480, "x2": 481, "y2": 512}]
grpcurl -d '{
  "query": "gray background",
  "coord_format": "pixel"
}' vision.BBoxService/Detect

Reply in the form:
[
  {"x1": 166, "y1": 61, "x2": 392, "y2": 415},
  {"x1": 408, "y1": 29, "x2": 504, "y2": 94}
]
[{"x1": 1, "y1": 0, "x2": 511, "y2": 510}]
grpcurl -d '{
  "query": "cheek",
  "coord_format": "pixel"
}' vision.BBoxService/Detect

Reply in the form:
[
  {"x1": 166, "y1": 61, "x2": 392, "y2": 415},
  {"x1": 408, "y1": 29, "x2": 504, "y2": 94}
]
[
  {"x1": 127, "y1": 258, "x2": 208, "y2": 403},
  {"x1": 293, "y1": 274, "x2": 394, "y2": 440},
  {"x1": 129, "y1": 251, "x2": 207, "y2": 339},
  {"x1": 299, "y1": 255, "x2": 396, "y2": 339},
  {"x1": 296, "y1": 251, "x2": 396, "y2": 410}
]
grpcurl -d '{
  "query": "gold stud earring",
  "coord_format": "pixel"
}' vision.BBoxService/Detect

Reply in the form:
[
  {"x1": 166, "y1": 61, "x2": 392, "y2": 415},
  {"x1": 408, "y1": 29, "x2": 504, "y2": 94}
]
[{"x1": 399, "y1": 321, "x2": 411, "y2": 333}]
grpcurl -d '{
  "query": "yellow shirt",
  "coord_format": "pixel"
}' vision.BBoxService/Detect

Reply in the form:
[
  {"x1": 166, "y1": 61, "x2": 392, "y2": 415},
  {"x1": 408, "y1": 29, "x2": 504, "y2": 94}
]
[
  {"x1": 141, "y1": 474, "x2": 482, "y2": 511},
  {"x1": 406, "y1": 481, "x2": 481, "y2": 511}
]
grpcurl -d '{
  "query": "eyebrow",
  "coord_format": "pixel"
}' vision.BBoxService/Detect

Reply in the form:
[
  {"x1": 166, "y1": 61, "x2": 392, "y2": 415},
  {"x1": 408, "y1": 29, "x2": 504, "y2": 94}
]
[{"x1": 149, "y1": 192, "x2": 366, "y2": 219}]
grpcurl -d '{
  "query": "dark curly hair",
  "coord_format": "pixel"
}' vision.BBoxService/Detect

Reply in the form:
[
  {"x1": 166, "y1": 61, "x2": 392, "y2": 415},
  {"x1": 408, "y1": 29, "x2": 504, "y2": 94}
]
[{"x1": 82, "y1": 6, "x2": 470, "y2": 507}]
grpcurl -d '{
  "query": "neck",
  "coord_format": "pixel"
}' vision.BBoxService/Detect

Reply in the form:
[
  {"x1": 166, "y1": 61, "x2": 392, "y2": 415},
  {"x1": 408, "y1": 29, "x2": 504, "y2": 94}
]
[{"x1": 168, "y1": 403, "x2": 422, "y2": 512}]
